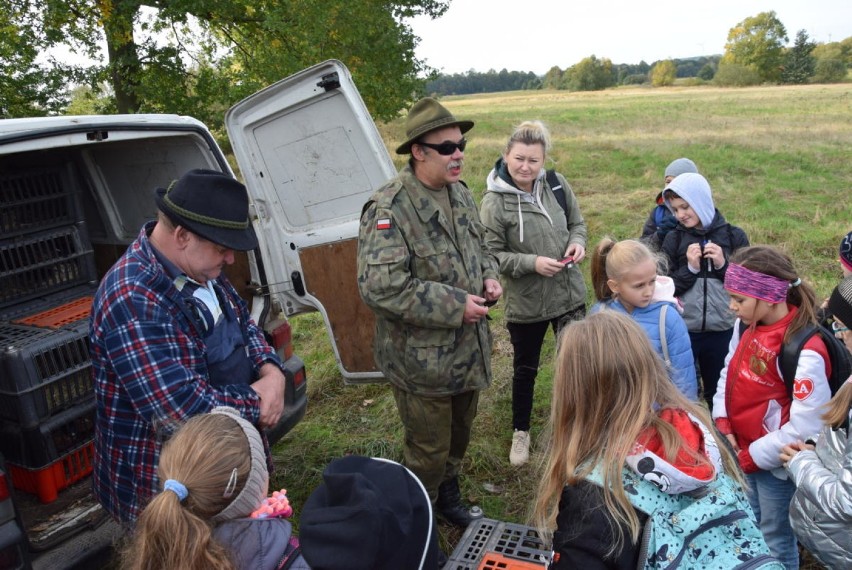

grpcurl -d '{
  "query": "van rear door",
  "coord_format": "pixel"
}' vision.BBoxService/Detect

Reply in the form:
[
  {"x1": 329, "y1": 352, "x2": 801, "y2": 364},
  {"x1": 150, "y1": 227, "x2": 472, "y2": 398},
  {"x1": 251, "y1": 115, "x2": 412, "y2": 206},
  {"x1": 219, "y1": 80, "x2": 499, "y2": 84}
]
[{"x1": 226, "y1": 60, "x2": 394, "y2": 382}]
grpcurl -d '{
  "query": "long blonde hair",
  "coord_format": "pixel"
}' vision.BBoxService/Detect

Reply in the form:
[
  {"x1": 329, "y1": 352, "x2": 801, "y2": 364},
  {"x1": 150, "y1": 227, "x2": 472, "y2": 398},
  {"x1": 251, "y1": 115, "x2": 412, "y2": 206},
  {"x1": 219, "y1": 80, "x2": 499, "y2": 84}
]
[
  {"x1": 533, "y1": 312, "x2": 741, "y2": 556},
  {"x1": 824, "y1": 381, "x2": 852, "y2": 427},
  {"x1": 122, "y1": 413, "x2": 254, "y2": 570}
]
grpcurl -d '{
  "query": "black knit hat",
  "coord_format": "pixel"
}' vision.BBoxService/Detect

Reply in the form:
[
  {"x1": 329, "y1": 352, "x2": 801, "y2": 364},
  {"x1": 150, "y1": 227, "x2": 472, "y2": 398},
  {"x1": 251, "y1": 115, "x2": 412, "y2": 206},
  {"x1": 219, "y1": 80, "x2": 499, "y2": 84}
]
[
  {"x1": 828, "y1": 275, "x2": 852, "y2": 330},
  {"x1": 298, "y1": 456, "x2": 437, "y2": 570},
  {"x1": 155, "y1": 169, "x2": 258, "y2": 251}
]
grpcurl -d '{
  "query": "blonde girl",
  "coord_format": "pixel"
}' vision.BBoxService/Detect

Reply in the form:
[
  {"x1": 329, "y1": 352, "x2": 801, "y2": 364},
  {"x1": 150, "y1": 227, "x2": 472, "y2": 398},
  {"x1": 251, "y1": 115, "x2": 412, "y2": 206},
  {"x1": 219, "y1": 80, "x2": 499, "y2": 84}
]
[
  {"x1": 534, "y1": 312, "x2": 749, "y2": 568},
  {"x1": 781, "y1": 274, "x2": 852, "y2": 569},
  {"x1": 122, "y1": 407, "x2": 306, "y2": 570},
  {"x1": 590, "y1": 237, "x2": 697, "y2": 399},
  {"x1": 714, "y1": 245, "x2": 832, "y2": 569}
]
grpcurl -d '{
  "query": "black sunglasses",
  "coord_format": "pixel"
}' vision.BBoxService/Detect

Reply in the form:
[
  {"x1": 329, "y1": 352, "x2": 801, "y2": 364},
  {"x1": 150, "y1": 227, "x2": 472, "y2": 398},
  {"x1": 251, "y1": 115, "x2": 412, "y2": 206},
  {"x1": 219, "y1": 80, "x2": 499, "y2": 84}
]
[{"x1": 417, "y1": 138, "x2": 467, "y2": 155}]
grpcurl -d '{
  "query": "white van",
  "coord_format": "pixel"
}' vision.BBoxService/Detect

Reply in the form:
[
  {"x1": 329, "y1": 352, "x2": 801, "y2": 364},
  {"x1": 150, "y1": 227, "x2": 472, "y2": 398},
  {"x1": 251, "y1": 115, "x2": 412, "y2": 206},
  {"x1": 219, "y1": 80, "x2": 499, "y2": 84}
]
[{"x1": 0, "y1": 60, "x2": 389, "y2": 568}]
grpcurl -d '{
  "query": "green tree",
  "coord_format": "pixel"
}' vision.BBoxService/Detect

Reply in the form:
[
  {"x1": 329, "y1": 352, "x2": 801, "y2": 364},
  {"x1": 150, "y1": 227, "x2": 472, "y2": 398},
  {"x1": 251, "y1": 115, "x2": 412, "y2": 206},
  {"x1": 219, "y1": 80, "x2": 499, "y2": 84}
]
[
  {"x1": 723, "y1": 11, "x2": 788, "y2": 83},
  {"x1": 813, "y1": 58, "x2": 848, "y2": 83},
  {"x1": 565, "y1": 55, "x2": 615, "y2": 92},
  {"x1": 713, "y1": 62, "x2": 761, "y2": 87},
  {"x1": 541, "y1": 66, "x2": 563, "y2": 90},
  {"x1": 0, "y1": 5, "x2": 76, "y2": 117},
  {"x1": 0, "y1": 0, "x2": 449, "y2": 125},
  {"x1": 781, "y1": 29, "x2": 816, "y2": 84},
  {"x1": 650, "y1": 60, "x2": 677, "y2": 87},
  {"x1": 697, "y1": 63, "x2": 716, "y2": 81}
]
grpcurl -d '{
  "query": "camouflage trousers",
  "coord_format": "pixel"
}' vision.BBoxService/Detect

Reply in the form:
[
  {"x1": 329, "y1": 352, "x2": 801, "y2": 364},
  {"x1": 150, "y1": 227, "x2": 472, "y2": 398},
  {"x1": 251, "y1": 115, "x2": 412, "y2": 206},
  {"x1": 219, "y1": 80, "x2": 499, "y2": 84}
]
[{"x1": 392, "y1": 386, "x2": 480, "y2": 504}]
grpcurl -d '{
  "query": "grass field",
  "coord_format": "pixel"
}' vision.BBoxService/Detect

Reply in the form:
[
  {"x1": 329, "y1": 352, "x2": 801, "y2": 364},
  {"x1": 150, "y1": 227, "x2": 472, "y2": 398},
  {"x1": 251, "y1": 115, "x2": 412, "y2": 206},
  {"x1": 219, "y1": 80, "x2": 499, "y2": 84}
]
[{"x1": 272, "y1": 84, "x2": 851, "y2": 563}]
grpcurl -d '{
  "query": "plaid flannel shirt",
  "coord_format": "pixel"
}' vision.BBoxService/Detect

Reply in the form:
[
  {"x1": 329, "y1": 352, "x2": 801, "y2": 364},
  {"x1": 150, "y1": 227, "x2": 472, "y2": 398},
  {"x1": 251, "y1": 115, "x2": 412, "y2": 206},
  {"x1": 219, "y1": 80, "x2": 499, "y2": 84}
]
[{"x1": 90, "y1": 222, "x2": 282, "y2": 523}]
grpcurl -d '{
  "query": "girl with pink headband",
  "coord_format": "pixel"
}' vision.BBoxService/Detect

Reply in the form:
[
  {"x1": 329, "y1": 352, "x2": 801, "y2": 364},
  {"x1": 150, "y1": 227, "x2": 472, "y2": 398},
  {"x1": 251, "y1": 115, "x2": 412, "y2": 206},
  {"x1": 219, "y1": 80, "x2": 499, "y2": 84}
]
[{"x1": 713, "y1": 245, "x2": 832, "y2": 569}]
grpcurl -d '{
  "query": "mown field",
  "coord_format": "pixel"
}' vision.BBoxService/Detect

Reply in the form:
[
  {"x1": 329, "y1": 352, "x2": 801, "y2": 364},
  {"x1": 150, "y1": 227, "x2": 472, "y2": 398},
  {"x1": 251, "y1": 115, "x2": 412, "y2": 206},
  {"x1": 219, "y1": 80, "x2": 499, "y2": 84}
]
[{"x1": 271, "y1": 84, "x2": 851, "y2": 561}]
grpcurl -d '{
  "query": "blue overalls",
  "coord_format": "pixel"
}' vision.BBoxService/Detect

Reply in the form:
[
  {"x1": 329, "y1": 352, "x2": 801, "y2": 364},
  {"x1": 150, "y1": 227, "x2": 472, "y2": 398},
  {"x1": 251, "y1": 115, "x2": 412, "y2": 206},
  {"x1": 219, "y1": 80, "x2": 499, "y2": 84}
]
[{"x1": 174, "y1": 275, "x2": 256, "y2": 387}]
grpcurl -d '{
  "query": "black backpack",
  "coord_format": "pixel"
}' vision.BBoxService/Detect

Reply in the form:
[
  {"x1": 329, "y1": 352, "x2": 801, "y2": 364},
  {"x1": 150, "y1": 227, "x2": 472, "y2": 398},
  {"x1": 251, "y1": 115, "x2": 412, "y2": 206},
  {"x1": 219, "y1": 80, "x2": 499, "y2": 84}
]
[
  {"x1": 545, "y1": 169, "x2": 570, "y2": 223},
  {"x1": 740, "y1": 320, "x2": 852, "y2": 398}
]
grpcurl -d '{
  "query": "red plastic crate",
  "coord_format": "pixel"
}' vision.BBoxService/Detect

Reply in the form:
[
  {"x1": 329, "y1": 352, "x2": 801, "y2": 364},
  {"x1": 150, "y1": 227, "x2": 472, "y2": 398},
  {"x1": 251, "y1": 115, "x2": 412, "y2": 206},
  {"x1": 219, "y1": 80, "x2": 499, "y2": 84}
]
[
  {"x1": 479, "y1": 553, "x2": 546, "y2": 570},
  {"x1": 14, "y1": 296, "x2": 92, "y2": 329},
  {"x1": 8, "y1": 440, "x2": 94, "y2": 503}
]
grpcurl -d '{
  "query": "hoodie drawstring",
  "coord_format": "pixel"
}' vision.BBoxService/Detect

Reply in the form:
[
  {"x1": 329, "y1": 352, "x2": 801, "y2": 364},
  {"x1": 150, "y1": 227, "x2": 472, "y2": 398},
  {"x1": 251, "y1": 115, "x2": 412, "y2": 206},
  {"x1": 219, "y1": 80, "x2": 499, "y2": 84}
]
[{"x1": 517, "y1": 195, "x2": 524, "y2": 243}]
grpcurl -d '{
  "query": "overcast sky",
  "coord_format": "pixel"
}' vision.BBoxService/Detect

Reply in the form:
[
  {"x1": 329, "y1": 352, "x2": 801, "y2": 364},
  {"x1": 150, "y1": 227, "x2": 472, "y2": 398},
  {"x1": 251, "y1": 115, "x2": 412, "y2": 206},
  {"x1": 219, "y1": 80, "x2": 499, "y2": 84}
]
[{"x1": 408, "y1": 0, "x2": 852, "y2": 75}]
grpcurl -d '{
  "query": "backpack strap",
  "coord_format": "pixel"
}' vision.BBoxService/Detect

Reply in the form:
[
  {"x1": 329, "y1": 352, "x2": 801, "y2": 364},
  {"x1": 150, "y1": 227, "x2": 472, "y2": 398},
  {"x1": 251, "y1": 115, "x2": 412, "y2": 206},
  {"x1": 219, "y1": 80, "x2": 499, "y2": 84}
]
[
  {"x1": 546, "y1": 169, "x2": 570, "y2": 224},
  {"x1": 778, "y1": 325, "x2": 819, "y2": 399},
  {"x1": 659, "y1": 304, "x2": 671, "y2": 365},
  {"x1": 276, "y1": 543, "x2": 303, "y2": 570}
]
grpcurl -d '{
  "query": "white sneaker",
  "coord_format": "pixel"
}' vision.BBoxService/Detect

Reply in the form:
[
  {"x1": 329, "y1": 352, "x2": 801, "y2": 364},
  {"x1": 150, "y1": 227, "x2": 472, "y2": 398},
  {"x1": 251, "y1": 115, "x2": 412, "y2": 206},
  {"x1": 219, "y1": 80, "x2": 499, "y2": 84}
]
[{"x1": 510, "y1": 430, "x2": 530, "y2": 466}]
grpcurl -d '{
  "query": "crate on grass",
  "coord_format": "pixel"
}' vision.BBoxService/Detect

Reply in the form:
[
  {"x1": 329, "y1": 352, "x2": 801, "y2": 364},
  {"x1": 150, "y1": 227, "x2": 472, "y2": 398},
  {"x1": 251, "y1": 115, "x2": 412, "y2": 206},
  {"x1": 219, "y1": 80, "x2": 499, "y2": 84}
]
[
  {"x1": 444, "y1": 518, "x2": 550, "y2": 570},
  {"x1": 0, "y1": 225, "x2": 97, "y2": 310},
  {"x1": 0, "y1": 320, "x2": 93, "y2": 427},
  {"x1": 0, "y1": 398, "x2": 95, "y2": 468},
  {"x1": 0, "y1": 165, "x2": 84, "y2": 237},
  {"x1": 8, "y1": 440, "x2": 94, "y2": 504}
]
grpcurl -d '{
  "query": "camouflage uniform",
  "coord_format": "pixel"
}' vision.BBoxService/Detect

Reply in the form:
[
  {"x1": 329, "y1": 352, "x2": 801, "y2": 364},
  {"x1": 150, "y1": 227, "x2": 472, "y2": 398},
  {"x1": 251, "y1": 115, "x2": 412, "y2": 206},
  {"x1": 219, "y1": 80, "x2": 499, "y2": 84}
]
[{"x1": 357, "y1": 163, "x2": 498, "y2": 499}]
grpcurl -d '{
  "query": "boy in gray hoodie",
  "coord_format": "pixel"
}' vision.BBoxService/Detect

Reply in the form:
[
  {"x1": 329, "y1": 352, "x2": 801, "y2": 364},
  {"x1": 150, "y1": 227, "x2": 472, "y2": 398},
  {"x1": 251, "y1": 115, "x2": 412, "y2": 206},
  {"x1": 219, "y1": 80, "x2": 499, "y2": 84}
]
[{"x1": 661, "y1": 172, "x2": 749, "y2": 410}]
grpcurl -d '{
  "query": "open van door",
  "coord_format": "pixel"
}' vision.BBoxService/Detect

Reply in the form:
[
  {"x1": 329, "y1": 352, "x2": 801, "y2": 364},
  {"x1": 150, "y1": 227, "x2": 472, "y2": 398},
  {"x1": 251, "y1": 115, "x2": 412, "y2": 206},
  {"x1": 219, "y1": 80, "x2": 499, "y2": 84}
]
[{"x1": 226, "y1": 60, "x2": 394, "y2": 382}]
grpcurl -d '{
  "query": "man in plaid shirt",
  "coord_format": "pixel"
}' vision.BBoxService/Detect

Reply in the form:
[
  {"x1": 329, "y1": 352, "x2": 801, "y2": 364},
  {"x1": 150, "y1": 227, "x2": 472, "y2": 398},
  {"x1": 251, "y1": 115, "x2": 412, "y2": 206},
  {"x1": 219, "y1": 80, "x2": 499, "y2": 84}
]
[{"x1": 90, "y1": 170, "x2": 286, "y2": 523}]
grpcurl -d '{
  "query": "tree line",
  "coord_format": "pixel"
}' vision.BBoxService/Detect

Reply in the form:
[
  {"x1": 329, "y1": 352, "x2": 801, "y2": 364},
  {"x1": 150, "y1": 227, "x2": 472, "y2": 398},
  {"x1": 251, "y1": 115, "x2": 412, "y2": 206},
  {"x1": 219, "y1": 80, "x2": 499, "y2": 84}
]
[
  {"x1": 428, "y1": 12, "x2": 851, "y2": 95},
  {"x1": 1, "y1": 5, "x2": 850, "y2": 127}
]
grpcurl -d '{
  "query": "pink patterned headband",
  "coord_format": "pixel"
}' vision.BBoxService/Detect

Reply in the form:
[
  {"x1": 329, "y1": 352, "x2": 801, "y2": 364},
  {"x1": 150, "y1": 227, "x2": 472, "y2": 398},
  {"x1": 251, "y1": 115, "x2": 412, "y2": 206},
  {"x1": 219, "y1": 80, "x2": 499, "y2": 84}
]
[{"x1": 724, "y1": 263, "x2": 796, "y2": 304}]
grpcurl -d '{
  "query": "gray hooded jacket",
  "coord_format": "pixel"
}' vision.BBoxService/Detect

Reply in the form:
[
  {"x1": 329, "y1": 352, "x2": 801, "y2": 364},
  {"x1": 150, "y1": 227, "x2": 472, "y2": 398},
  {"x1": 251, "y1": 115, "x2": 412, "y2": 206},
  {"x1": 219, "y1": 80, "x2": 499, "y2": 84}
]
[
  {"x1": 479, "y1": 164, "x2": 586, "y2": 324},
  {"x1": 661, "y1": 173, "x2": 749, "y2": 332}
]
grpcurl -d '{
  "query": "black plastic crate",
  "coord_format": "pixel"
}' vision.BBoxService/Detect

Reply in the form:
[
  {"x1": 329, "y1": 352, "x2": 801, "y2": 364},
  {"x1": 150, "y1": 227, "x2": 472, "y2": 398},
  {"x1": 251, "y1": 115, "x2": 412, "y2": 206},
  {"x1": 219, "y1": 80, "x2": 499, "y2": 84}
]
[
  {"x1": 0, "y1": 165, "x2": 83, "y2": 237},
  {"x1": 444, "y1": 518, "x2": 550, "y2": 570},
  {"x1": 0, "y1": 225, "x2": 97, "y2": 311},
  {"x1": 0, "y1": 320, "x2": 93, "y2": 428},
  {"x1": 0, "y1": 398, "x2": 95, "y2": 469}
]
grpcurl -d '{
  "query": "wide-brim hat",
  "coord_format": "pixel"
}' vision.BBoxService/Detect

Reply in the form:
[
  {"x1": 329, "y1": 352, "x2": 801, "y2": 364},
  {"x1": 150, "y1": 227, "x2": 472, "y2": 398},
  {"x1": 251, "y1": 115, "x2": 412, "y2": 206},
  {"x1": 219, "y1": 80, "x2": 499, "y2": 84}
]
[
  {"x1": 395, "y1": 97, "x2": 474, "y2": 155},
  {"x1": 298, "y1": 456, "x2": 437, "y2": 570},
  {"x1": 155, "y1": 169, "x2": 258, "y2": 251}
]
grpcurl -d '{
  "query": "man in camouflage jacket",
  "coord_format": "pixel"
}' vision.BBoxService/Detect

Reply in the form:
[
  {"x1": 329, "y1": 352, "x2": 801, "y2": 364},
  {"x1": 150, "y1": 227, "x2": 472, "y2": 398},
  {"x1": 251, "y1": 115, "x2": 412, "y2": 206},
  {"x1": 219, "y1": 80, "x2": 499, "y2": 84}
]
[{"x1": 357, "y1": 98, "x2": 502, "y2": 528}]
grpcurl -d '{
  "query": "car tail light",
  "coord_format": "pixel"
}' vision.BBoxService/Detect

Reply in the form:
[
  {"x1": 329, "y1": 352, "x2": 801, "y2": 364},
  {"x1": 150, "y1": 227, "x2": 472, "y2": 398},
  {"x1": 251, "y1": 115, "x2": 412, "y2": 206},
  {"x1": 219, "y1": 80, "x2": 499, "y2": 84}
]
[
  {"x1": 269, "y1": 320, "x2": 294, "y2": 361},
  {"x1": 292, "y1": 367, "x2": 305, "y2": 389},
  {"x1": 0, "y1": 471, "x2": 9, "y2": 502}
]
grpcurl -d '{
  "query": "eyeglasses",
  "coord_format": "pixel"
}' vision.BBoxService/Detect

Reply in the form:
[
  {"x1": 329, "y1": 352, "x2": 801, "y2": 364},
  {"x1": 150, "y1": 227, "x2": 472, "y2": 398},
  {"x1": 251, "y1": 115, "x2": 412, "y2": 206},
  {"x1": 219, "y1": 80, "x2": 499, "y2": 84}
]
[
  {"x1": 417, "y1": 138, "x2": 467, "y2": 155},
  {"x1": 832, "y1": 320, "x2": 850, "y2": 333}
]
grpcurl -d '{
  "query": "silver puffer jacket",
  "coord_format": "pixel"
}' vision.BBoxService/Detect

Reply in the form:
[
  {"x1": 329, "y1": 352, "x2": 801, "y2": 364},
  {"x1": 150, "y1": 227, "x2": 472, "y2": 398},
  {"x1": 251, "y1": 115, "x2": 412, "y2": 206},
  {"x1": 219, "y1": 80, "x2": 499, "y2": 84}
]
[{"x1": 786, "y1": 406, "x2": 852, "y2": 569}]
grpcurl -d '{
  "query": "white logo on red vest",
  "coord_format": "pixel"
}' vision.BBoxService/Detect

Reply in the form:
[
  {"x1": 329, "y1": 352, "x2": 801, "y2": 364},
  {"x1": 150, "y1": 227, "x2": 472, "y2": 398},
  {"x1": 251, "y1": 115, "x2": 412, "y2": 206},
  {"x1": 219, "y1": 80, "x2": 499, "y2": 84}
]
[{"x1": 793, "y1": 378, "x2": 815, "y2": 401}]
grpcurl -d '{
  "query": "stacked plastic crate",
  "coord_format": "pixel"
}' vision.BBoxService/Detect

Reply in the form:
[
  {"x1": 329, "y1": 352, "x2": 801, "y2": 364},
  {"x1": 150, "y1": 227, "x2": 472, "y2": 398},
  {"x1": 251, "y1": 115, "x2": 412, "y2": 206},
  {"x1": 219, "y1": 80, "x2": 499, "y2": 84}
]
[{"x1": 0, "y1": 166, "x2": 99, "y2": 503}]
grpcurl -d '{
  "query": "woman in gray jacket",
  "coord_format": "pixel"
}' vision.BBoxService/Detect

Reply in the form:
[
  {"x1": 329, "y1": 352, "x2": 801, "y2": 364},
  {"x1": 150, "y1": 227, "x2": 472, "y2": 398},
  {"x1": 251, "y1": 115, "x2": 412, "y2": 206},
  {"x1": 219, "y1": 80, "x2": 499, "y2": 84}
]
[
  {"x1": 479, "y1": 120, "x2": 587, "y2": 467},
  {"x1": 781, "y1": 275, "x2": 852, "y2": 569}
]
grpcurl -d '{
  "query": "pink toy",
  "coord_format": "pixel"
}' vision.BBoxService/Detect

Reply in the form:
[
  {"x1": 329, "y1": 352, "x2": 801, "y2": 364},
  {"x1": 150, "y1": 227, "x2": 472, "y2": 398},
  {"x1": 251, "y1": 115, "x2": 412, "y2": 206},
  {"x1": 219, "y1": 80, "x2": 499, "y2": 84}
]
[{"x1": 250, "y1": 489, "x2": 293, "y2": 519}]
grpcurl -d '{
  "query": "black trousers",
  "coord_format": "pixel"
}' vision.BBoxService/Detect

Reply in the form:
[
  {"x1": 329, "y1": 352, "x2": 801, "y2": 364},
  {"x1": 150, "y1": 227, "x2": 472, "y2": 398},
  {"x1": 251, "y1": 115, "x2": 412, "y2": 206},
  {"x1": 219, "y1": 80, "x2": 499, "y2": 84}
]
[
  {"x1": 506, "y1": 306, "x2": 585, "y2": 432},
  {"x1": 689, "y1": 327, "x2": 734, "y2": 411}
]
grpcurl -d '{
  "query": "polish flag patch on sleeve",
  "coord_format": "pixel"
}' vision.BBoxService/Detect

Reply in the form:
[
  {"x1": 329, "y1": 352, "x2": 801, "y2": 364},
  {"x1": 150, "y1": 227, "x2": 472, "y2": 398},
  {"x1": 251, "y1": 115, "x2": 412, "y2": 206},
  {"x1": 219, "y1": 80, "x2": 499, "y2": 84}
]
[{"x1": 376, "y1": 218, "x2": 392, "y2": 230}]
